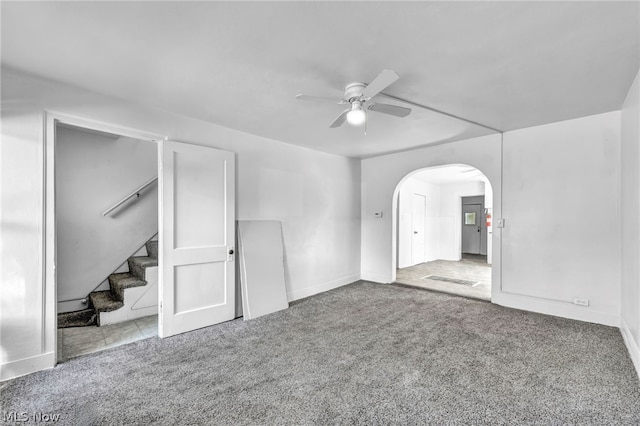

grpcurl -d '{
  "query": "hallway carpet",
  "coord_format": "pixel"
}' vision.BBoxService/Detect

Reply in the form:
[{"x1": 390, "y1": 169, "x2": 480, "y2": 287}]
[{"x1": 2, "y1": 281, "x2": 639, "y2": 425}]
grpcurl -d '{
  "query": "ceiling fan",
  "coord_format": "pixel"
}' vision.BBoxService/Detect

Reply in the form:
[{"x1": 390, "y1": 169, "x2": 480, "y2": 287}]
[{"x1": 296, "y1": 69, "x2": 411, "y2": 128}]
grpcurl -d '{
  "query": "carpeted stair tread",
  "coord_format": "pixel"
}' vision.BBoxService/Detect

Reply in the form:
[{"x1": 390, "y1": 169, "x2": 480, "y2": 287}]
[
  {"x1": 89, "y1": 290, "x2": 124, "y2": 313},
  {"x1": 108, "y1": 272, "x2": 147, "y2": 302},
  {"x1": 127, "y1": 256, "x2": 158, "y2": 280},
  {"x1": 57, "y1": 308, "x2": 96, "y2": 328},
  {"x1": 145, "y1": 240, "x2": 158, "y2": 259}
]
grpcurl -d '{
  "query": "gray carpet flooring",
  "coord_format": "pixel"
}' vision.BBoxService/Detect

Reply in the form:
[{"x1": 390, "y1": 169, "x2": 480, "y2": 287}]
[{"x1": 2, "y1": 281, "x2": 639, "y2": 425}]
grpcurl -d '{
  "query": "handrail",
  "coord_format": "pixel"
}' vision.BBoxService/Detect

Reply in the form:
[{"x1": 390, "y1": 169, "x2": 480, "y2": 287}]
[{"x1": 103, "y1": 177, "x2": 158, "y2": 216}]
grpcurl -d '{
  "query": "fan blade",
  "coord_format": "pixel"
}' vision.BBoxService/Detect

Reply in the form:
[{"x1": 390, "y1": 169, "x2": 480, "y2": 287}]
[
  {"x1": 367, "y1": 103, "x2": 411, "y2": 118},
  {"x1": 330, "y1": 110, "x2": 349, "y2": 128},
  {"x1": 296, "y1": 94, "x2": 345, "y2": 104},
  {"x1": 362, "y1": 70, "x2": 400, "y2": 99}
]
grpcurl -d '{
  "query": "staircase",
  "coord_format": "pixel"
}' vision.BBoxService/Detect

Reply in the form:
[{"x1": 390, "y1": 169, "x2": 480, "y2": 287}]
[{"x1": 58, "y1": 240, "x2": 159, "y2": 328}]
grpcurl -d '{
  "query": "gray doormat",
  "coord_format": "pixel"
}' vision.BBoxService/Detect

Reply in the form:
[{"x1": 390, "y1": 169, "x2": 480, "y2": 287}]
[{"x1": 421, "y1": 275, "x2": 479, "y2": 287}]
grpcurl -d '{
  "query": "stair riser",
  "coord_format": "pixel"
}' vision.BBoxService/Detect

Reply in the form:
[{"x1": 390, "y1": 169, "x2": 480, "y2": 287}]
[
  {"x1": 146, "y1": 240, "x2": 158, "y2": 259},
  {"x1": 108, "y1": 275, "x2": 125, "y2": 302},
  {"x1": 128, "y1": 258, "x2": 146, "y2": 280}
]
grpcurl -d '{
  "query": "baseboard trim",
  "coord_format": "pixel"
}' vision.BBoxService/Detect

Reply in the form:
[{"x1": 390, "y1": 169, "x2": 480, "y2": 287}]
[
  {"x1": 360, "y1": 272, "x2": 392, "y2": 284},
  {"x1": 492, "y1": 291, "x2": 619, "y2": 327},
  {"x1": 621, "y1": 316, "x2": 640, "y2": 380},
  {"x1": 287, "y1": 273, "x2": 360, "y2": 301},
  {"x1": 1, "y1": 352, "x2": 55, "y2": 382}
]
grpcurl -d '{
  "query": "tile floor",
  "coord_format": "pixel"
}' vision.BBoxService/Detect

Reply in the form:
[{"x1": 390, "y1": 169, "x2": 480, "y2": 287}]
[
  {"x1": 57, "y1": 315, "x2": 157, "y2": 362},
  {"x1": 395, "y1": 256, "x2": 492, "y2": 301}
]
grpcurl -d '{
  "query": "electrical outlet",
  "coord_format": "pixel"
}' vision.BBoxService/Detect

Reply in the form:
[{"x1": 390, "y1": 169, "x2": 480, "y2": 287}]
[{"x1": 573, "y1": 298, "x2": 589, "y2": 307}]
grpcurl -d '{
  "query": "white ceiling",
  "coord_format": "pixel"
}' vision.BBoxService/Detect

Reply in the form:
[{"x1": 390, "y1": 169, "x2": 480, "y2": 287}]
[{"x1": 2, "y1": 1, "x2": 638, "y2": 158}]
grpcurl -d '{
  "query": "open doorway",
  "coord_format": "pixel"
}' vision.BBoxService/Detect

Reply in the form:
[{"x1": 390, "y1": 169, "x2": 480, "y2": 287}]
[
  {"x1": 461, "y1": 195, "x2": 487, "y2": 261},
  {"x1": 394, "y1": 164, "x2": 492, "y2": 300},
  {"x1": 54, "y1": 122, "x2": 160, "y2": 362},
  {"x1": 45, "y1": 113, "x2": 238, "y2": 366}
]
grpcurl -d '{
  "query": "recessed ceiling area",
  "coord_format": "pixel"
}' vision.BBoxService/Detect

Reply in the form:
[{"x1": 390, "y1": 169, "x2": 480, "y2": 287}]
[{"x1": 1, "y1": 1, "x2": 638, "y2": 158}]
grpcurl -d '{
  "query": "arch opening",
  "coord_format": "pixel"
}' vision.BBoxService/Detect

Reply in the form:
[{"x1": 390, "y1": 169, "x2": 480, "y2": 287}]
[{"x1": 391, "y1": 164, "x2": 493, "y2": 300}]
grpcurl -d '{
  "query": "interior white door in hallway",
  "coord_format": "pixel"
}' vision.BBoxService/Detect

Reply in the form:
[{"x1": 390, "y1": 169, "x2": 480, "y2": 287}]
[
  {"x1": 462, "y1": 203, "x2": 482, "y2": 254},
  {"x1": 411, "y1": 193, "x2": 426, "y2": 265},
  {"x1": 159, "y1": 140, "x2": 235, "y2": 338}
]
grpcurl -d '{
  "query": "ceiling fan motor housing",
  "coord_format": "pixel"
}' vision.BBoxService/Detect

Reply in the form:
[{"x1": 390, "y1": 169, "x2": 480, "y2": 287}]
[{"x1": 344, "y1": 82, "x2": 366, "y2": 102}]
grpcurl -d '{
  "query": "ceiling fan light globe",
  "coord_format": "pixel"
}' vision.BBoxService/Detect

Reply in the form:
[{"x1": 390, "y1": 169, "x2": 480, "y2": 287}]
[{"x1": 347, "y1": 109, "x2": 366, "y2": 126}]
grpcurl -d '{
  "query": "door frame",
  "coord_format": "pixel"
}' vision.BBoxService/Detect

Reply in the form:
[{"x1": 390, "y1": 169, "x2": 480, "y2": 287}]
[
  {"x1": 461, "y1": 196, "x2": 486, "y2": 257},
  {"x1": 44, "y1": 111, "x2": 164, "y2": 367}
]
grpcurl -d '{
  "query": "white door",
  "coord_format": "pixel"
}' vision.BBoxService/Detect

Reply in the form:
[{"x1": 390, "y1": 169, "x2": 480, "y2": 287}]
[
  {"x1": 158, "y1": 140, "x2": 235, "y2": 338},
  {"x1": 411, "y1": 193, "x2": 426, "y2": 265}
]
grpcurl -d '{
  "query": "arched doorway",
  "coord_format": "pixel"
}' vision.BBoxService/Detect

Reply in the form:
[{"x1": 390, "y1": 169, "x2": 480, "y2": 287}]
[{"x1": 392, "y1": 164, "x2": 493, "y2": 300}]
